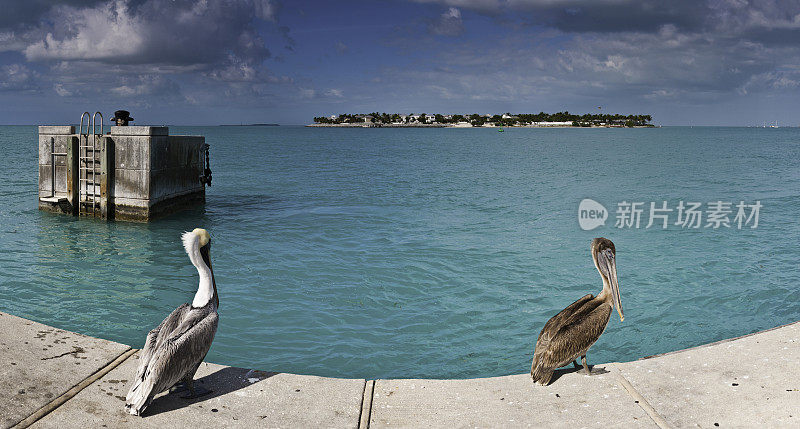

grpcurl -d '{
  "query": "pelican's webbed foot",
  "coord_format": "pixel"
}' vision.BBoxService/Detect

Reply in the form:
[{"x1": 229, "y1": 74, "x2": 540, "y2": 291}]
[{"x1": 180, "y1": 380, "x2": 213, "y2": 399}]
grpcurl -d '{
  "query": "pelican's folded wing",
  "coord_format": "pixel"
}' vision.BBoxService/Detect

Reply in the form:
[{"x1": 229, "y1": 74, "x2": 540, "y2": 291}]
[
  {"x1": 126, "y1": 310, "x2": 218, "y2": 414},
  {"x1": 540, "y1": 302, "x2": 611, "y2": 369},
  {"x1": 536, "y1": 294, "x2": 593, "y2": 345},
  {"x1": 127, "y1": 303, "x2": 191, "y2": 403}
]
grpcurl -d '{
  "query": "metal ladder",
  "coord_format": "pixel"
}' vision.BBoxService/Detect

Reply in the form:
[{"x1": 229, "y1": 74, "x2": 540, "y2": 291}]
[{"x1": 78, "y1": 112, "x2": 103, "y2": 217}]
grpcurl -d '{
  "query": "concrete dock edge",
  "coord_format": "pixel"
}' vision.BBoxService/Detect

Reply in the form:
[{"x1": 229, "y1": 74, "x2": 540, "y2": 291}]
[
  {"x1": 14, "y1": 349, "x2": 137, "y2": 429},
  {"x1": 1, "y1": 312, "x2": 798, "y2": 428}
]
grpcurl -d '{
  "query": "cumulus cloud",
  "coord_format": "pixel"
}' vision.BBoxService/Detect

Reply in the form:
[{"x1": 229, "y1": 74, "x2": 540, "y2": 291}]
[
  {"x1": 739, "y1": 68, "x2": 800, "y2": 94},
  {"x1": 429, "y1": 7, "x2": 465, "y2": 36},
  {"x1": 24, "y1": 1, "x2": 144, "y2": 62},
  {"x1": 299, "y1": 88, "x2": 316, "y2": 99},
  {"x1": 401, "y1": 0, "x2": 800, "y2": 105},
  {"x1": 253, "y1": 0, "x2": 280, "y2": 22},
  {"x1": 414, "y1": 0, "x2": 501, "y2": 14},
  {"x1": 414, "y1": 0, "x2": 800, "y2": 36},
  {"x1": 54, "y1": 83, "x2": 73, "y2": 97},
  {"x1": 0, "y1": 0, "x2": 306, "y2": 109},
  {"x1": 324, "y1": 88, "x2": 344, "y2": 98},
  {"x1": 369, "y1": 11, "x2": 800, "y2": 111},
  {"x1": 109, "y1": 74, "x2": 181, "y2": 97},
  {"x1": 21, "y1": 0, "x2": 273, "y2": 67},
  {"x1": 3, "y1": 0, "x2": 800, "y2": 124},
  {"x1": 0, "y1": 0, "x2": 106, "y2": 31},
  {"x1": 0, "y1": 64, "x2": 39, "y2": 91}
]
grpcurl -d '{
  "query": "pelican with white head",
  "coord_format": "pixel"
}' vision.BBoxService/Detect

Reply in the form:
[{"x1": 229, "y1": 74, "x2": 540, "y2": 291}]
[{"x1": 125, "y1": 228, "x2": 220, "y2": 416}]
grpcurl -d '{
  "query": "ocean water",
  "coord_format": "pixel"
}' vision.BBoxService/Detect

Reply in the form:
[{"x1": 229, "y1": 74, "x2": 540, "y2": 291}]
[{"x1": 0, "y1": 125, "x2": 798, "y2": 379}]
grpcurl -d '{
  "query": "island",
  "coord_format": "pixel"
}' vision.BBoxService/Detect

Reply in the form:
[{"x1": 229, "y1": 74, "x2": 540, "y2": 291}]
[
  {"x1": 308, "y1": 112, "x2": 654, "y2": 128},
  {"x1": 219, "y1": 123, "x2": 279, "y2": 126}
]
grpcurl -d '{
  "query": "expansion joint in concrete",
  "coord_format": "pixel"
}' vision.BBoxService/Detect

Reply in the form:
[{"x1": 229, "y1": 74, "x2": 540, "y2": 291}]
[
  {"x1": 13, "y1": 348, "x2": 138, "y2": 429},
  {"x1": 358, "y1": 379, "x2": 375, "y2": 429},
  {"x1": 615, "y1": 371, "x2": 673, "y2": 429}
]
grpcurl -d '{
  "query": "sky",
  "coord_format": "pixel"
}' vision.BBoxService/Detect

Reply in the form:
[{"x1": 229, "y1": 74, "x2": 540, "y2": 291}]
[{"x1": 1, "y1": 0, "x2": 800, "y2": 126}]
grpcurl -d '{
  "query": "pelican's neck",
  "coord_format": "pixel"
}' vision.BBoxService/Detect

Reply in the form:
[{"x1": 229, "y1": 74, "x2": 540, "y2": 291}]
[
  {"x1": 182, "y1": 231, "x2": 216, "y2": 308},
  {"x1": 596, "y1": 275, "x2": 611, "y2": 303},
  {"x1": 191, "y1": 257, "x2": 215, "y2": 308}
]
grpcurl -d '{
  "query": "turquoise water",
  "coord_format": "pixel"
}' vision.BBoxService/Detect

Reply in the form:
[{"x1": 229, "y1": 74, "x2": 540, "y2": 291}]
[{"x1": 1, "y1": 125, "x2": 798, "y2": 379}]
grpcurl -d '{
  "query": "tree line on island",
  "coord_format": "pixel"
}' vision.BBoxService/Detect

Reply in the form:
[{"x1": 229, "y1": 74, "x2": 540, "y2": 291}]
[{"x1": 313, "y1": 112, "x2": 654, "y2": 127}]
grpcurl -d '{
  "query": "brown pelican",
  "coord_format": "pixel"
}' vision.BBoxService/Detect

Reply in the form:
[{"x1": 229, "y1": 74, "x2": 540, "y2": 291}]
[
  {"x1": 530, "y1": 237, "x2": 623, "y2": 385},
  {"x1": 125, "y1": 228, "x2": 219, "y2": 416}
]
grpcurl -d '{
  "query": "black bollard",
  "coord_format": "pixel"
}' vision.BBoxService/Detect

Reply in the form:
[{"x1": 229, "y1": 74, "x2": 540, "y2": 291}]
[{"x1": 111, "y1": 110, "x2": 134, "y2": 126}]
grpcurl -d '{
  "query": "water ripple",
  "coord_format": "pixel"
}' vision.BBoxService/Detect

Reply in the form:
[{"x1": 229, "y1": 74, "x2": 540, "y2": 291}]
[{"x1": 0, "y1": 126, "x2": 798, "y2": 379}]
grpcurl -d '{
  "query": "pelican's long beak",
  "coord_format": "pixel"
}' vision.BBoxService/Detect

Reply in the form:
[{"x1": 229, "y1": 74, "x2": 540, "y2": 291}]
[{"x1": 599, "y1": 248, "x2": 624, "y2": 322}]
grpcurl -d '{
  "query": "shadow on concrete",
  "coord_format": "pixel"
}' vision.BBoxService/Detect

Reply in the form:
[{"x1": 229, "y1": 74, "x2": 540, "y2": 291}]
[
  {"x1": 143, "y1": 367, "x2": 278, "y2": 417},
  {"x1": 548, "y1": 364, "x2": 610, "y2": 385}
]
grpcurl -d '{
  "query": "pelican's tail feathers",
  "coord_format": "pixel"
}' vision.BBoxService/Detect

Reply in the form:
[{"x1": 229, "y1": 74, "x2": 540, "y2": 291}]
[
  {"x1": 125, "y1": 375, "x2": 144, "y2": 403},
  {"x1": 125, "y1": 377, "x2": 154, "y2": 416},
  {"x1": 530, "y1": 363, "x2": 554, "y2": 385}
]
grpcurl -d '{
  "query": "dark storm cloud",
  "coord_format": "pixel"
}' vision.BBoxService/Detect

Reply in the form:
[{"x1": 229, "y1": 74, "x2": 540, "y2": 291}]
[
  {"x1": 0, "y1": 0, "x2": 301, "y2": 106},
  {"x1": 508, "y1": 0, "x2": 709, "y2": 33},
  {"x1": 0, "y1": 1, "x2": 106, "y2": 30},
  {"x1": 3, "y1": 0, "x2": 800, "y2": 124},
  {"x1": 20, "y1": 0, "x2": 273, "y2": 67},
  {"x1": 418, "y1": 0, "x2": 800, "y2": 38},
  {"x1": 404, "y1": 0, "x2": 800, "y2": 101}
]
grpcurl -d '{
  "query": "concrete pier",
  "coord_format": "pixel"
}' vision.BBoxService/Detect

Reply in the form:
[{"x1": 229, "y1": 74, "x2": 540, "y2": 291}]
[
  {"x1": 38, "y1": 125, "x2": 207, "y2": 221},
  {"x1": 1, "y1": 311, "x2": 797, "y2": 428}
]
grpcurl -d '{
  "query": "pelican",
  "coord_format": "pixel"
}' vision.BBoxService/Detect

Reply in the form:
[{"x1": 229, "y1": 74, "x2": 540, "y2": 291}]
[
  {"x1": 530, "y1": 237, "x2": 623, "y2": 385},
  {"x1": 125, "y1": 228, "x2": 219, "y2": 416}
]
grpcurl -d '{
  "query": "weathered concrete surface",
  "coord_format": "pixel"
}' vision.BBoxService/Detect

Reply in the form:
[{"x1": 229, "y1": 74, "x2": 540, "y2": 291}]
[
  {"x1": 370, "y1": 368, "x2": 655, "y2": 428},
  {"x1": 37, "y1": 128, "x2": 74, "y2": 202},
  {"x1": 110, "y1": 129, "x2": 205, "y2": 221},
  {"x1": 110, "y1": 126, "x2": 168, "y2": 136},
  {"x1": 38, "y1": 126, "x2": 75, "y2": 135},
  {"x1": 149, "y1": 135, "x2": 205, "y2": 203},
  {"x1": 0, "y1": 312, "x2": 130, "y2": 429},
  {"x1": 618, "y1": 321, "x2": 800, "y2": 428},
  {"x1": 33, "y1": 352, "x2": 366, "y2": 428},
  {"x1": 2, "y1": 311, "x2": 798, "y2": 428}
]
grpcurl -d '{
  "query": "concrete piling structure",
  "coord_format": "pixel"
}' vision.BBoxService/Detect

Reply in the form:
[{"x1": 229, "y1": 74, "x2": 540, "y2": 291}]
[
  {"x1": 0, "y1": 311, "x2": 797, "y2": 428},
  {"x1": 37, "y1": 126, "x2": 78, "y2": 214},
  {"x1": 38, "y1": 125, "x2": 208, "y2": 222}
]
